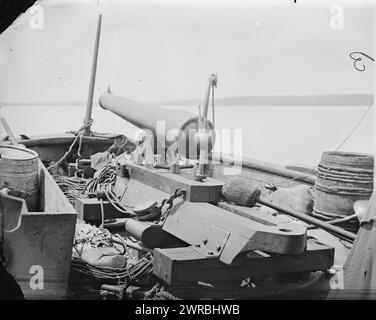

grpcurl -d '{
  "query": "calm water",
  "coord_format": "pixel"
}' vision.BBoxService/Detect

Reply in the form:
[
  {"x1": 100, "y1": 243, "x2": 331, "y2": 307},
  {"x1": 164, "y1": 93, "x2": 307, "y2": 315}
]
[{"x1": 0, "y1": 105, "x2": 374, "y2": 166}]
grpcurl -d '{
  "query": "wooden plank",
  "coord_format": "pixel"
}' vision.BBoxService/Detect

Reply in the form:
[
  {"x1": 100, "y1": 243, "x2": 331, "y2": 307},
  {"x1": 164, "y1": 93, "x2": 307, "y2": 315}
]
[
  {"x1": 167, "y1": 271, "x2": 329, "y2": 299},
  {"x1": 15, "y1": 134, "x2": 134, "y2": 164},
  {"x1": 38, "y1": 159, "x2": 76, "y2": 214},
  {"x1": 1, "y1": 118, "x2": 19, "y2": 145},
  {"x1": 286, "y1": 164, "x2": 317, "y2": 176},
  {"x1": 2, "y1": 160, "x2": 76, "y2": 299},
  {"x1": 125, "y1": 161, "x2": 223, "y2": 202},
  {"x1": 162, "y1": 201, "x2": 307, "y2": 264},
  {"x1": 115, "y1": 178, "x2": 170, "y2": 209},
  {"x1": 74, "y1": 197, "x2": 126, "y2": 222},
  {"x1": 210, "y1": 152, "x2": 316, "y2": 185},
  {"x1": 4, "y1": 213, "x2": 76, "y2": 299},
  {"x1": 153, "y1": 241, "x2": 334, "y2": 285}
]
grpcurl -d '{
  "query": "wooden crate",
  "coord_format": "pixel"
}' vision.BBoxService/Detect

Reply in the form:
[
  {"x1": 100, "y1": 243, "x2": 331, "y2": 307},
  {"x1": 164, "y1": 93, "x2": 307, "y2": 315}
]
[{"x1": 1, "y1": 160, "x2": 76, "y2": 299}]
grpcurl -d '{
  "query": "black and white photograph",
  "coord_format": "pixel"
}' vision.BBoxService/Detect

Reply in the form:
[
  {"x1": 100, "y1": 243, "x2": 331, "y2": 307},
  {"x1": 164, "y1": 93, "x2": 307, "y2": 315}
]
[{"x1": 0, "y1": 0, "x2": 375, "y2": 307}]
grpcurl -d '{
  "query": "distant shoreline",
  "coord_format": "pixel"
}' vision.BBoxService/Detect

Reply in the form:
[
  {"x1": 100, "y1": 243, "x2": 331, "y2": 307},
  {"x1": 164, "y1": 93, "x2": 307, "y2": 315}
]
[
  {"x1": 0, "y1": 94, "x2": 373, "y2": 107},
  {"x1": 155, "y1": 94, "x2": 373, "y2": 106}
]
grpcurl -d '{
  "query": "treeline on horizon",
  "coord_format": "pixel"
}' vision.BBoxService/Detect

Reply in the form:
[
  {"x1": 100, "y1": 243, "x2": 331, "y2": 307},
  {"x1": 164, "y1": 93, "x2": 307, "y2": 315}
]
[{"x1": 0, "y1": 94, "x2": 373, "y2": 107}]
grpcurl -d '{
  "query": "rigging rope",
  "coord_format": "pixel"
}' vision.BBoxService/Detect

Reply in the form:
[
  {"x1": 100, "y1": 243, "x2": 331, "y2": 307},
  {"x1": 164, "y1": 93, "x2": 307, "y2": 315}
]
[
  {"x1": 270, "y1": 103, "x2": 374, "y2": 188},
  {"x1": 211, "y1": 81, "x2": 215, "y2": 127},
  {"x1": 335, "y1": 103, "x2": 374, "y2": 151},
  {"x1": 47, "y1": 119, "x2": 93, "y2": 171}
]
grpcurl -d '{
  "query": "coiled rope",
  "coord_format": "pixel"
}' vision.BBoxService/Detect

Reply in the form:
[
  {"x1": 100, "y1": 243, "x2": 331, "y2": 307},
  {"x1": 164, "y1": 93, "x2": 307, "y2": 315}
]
[
  {"x1": 82, "y1": 163, "x2": 117, "y2": 194},
  {"x1": 312, "y1": 164, "x2": 373, "y2": 233},
  {"x1": 82, "y1": 164, "x2": 134, "y2": 224},
  {"x1": 70, "y1": 253, "x2": 153, "y2": 284},
  {"x1": 54, "y1": 175, "x2": 89, "y2": 205}
]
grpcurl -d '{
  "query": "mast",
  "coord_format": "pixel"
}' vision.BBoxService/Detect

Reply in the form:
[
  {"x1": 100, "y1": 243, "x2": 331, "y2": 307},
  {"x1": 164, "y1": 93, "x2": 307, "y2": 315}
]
[{"x1": 83, "y1": 14, "x2": 102, "y2": 136}]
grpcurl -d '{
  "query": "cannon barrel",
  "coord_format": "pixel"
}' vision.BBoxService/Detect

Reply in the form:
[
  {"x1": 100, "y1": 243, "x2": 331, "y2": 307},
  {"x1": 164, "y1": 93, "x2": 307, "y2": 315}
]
[{"x1": 99, "y1": 92, "x2": 215, "y2": 159}]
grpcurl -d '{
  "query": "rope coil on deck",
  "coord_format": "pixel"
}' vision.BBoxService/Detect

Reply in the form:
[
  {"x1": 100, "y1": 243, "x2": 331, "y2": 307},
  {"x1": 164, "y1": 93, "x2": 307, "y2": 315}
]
[
  {"x1": 314, "y1": 181, "x2": 373, "y2": 196},
  {"x1": 315, "y1": 162, "x2": 373, "y2": 197},
  {"x1": 312, "y1": 151, "x2": 374, "y2": 233},
  {"x1": 317, "y1": 164, "x2": 373, "y2": 184}
]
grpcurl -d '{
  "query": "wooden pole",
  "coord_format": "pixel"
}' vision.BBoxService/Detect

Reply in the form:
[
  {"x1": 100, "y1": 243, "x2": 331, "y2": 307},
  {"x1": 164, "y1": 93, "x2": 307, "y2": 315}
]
[
  {"x1": 210, "y1": 152, "x2": 316, "y2": 185},
  {"x1": 258, "y1": 196, "x2": 357, "y2": 241},
  {"x1": 83, "y1": 14, "x2": 102, "y2": 135},
  {"x1": 373, "y1": 6, "x2": 376, "y2": 187},
  {"x1": 222, "y1": 177, "x2": 357, "y2": 241},
  {"x1": 0, "y1": 118, "x2": 18, "y2": 145}
]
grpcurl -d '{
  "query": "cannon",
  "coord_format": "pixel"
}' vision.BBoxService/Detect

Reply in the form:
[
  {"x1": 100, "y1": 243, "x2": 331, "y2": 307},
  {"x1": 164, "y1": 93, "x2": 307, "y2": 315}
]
[{"x1": 99, "y1": 75, "x2": 218, "y2": 165}]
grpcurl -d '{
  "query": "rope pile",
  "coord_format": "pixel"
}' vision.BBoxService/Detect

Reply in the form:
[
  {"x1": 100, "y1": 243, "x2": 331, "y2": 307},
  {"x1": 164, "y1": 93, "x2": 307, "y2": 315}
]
[
  {"x1": 70, "y1": 223, "x2": 153, "y2": 294},
  {"x1": 74, "y1": 224, "x2": 116, "y2": 249},
  {"x1": 83, "y1": 163, "x2": 117, "y2": 194},
  {"x1": 83, "y1": 164, "x2": 134, "y2": 217},
  {"x1": 315, "y1": 164, "x2": 373, "y2": 197},
  {"x1": 312, "y1": 160, "x2": 373, "y2": 233},
  {"x1": 47, "y1": 120, "x2": 93, "y2": 171},
  {"x1": 54, "y1": 162, "x2": 133, "y2": 223},
  {"x1": 143, "y1": 283, "x2": 181, "y2": 300},
  {"x1": 54, "y1": 175, "x2": 89, "y2": 205},
  {"x1": 70, "y1": 253, "x2": 153, "y2": 285}
]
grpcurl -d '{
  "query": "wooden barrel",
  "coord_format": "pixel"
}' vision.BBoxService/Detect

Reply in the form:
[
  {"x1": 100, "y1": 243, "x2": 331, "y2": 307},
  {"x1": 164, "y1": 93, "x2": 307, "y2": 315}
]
[
  {"x1": 313, "y1": 151, "x2": 374, "y2": 219},
  {"x1": 0, "y1": 145, "x2": 39, "y2": 211}
]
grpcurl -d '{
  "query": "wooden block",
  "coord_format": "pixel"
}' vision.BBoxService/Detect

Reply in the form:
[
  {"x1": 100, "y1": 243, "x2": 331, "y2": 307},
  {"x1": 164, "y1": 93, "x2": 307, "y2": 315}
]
[
  {"x1": 162, "y1": 201, "x2": 307, "y2": 264},
  {"x1": 125, "y1": 161, "x2": 223, "y2": 202},
  {"x1": 74, "y1": 198, "x2": 126, "y2": 222},
  {"x1": 153, "y1": 241, "x2": 334, "y2": 285},
  {"x1": 124, "y1": 219, "x2": 185, "y2": 248},
  {"x1": 114, "y1": 178, "x2": 170, "y2": 208},
  {"x1": 38, "y1": 160, "x2": 76, "y2": 213},
  {"x1": 166, "y1": 271, "x2": 328, "y2": 300}
]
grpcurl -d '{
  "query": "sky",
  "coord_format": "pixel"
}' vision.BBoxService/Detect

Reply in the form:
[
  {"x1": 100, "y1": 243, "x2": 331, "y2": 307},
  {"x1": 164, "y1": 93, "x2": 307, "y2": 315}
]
[
  {"x1": 0, "y1": 0, "x2": 374, "y2": 165},
  {"x1": 0, "y1": 0, "x2": 374, "y2": 104}
]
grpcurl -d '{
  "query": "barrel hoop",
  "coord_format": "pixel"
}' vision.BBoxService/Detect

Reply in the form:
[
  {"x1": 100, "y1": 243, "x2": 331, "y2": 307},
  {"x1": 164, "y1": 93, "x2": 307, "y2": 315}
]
[
  {"x1": 316, "y1": 175, "x2": 373, "y2": 184},
  {"x1": 318, "y1": 163, "x2": 373, "y2": 174},
  {"x1": 0, "y1": 163, "x2": 38, "y2": 174},
  {"x1": 318, "y1": 166, "x2": 373, "y2": 177},
  {"x1": 317, "y1": 171, "x2": 373, "y2": 181},
  {"x1": 316, "y1": 174, "x2": 373, "y2": 184},
  {"x1": 321, "y1": 152, "x2": 374, "y2": 168},
  {"x1": 0, "y1": 171, "x2": 38, "y2": 179},
  {"x1": 317, "y1": 166, "x2": 373, "y2": 178},
  {"x1": 317, "y1": 164, "x2": 373, "y2": 184},
  {"x1": 314, "y1": 181, "x2": 373, "y2": 196}
]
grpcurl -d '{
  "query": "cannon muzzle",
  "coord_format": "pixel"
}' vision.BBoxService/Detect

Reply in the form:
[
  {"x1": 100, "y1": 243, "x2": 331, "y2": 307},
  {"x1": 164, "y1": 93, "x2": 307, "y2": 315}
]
[{"x1": 99, "y1": 92, "x2": 215, "y2": 159}]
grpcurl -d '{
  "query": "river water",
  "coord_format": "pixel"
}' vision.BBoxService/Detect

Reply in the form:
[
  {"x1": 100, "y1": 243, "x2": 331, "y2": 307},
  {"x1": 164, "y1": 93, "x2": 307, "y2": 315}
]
[{"x1": 0, "y1": 104, "x2": 374, "y2": 166}]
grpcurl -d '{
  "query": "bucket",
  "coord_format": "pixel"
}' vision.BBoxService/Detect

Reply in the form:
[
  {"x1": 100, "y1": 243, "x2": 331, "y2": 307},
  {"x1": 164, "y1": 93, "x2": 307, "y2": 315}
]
[
  {"x1": 313, "y1": 151, "x2": 374, "y2": 222},
  {"x1": 0, "y1": 145, "x2": 39, "y2": 211}
]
